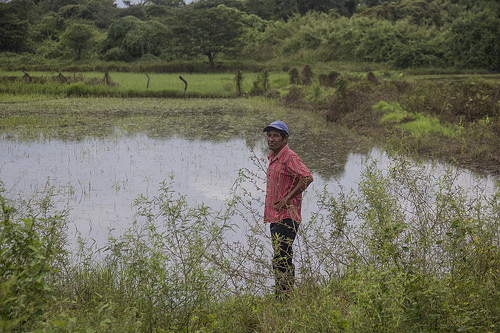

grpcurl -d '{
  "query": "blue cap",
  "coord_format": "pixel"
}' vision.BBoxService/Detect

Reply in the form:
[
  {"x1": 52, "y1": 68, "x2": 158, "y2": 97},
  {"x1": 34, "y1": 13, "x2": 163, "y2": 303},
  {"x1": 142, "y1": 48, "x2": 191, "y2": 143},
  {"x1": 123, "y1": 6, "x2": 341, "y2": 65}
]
[{"x1": 263, "y1": 120, "x2": 289, "y2": 136}]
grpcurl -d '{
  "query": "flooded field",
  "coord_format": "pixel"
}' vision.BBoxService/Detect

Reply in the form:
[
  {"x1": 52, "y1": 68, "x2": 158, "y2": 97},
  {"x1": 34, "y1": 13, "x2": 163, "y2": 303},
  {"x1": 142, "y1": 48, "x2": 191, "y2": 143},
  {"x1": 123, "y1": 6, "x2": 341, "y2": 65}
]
[{"x1": 0, "y1": 98, "x2": 497, "y2": 249}]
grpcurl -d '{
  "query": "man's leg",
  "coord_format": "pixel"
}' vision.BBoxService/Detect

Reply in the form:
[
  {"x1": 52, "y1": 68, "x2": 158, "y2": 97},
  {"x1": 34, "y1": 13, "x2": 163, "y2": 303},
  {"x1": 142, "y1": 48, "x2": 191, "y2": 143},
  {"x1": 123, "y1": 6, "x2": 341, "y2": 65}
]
[{"x1": 270, "y1": 219, "x2": 299, "y2": 296}]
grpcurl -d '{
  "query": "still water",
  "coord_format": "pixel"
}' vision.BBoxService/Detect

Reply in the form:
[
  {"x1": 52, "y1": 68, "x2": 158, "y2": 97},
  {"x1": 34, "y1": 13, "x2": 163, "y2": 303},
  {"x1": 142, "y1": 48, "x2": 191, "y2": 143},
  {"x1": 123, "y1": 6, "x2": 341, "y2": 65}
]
[{"x1": 1, "y1": 129, "x2": 496, "y2": 249}]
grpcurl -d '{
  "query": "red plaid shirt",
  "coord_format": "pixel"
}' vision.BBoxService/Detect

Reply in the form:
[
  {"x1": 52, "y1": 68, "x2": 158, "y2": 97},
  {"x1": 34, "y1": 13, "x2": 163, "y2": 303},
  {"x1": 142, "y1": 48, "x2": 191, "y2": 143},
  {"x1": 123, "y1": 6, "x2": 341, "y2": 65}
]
[{"x1": 264, "y1": 144, "x2": 312, "y2": 223}]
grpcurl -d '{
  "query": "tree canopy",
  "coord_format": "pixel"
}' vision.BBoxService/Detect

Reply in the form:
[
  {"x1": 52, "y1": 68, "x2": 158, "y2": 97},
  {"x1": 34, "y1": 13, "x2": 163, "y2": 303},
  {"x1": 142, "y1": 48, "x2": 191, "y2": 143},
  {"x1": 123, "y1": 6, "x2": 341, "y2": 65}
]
[
  {"x1": 0, "y1": 0, "x2": 33, "y2": 52},
  {"x1": 0, "y1": 0, "x2": 499, "y2": 71},
  {"x1": 171, "y1": 5, "x2": 245, "y2": 71}
]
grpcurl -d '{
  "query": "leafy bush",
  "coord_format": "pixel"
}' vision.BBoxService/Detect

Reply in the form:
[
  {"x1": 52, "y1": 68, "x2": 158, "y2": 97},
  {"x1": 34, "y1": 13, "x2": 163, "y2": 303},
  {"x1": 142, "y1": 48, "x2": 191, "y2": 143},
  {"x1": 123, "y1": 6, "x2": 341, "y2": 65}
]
[
  {"x1": 446, "y1": 9, "x2": 500, "y2": 71},
  {"x1": 103, "y1": 47, "x2": 130, "y2": 62},
  {"x1": 58, "y1": 179, "x2": 235, "y2": 331},
  {"x1": 402, "y1": 78, "x2": 500, "y2": 122},
  {"x1": 35, "y1": 39, "x2": 64, "y2": 60},
  {"x1": 305, "y1": 157, "x2": 499, "y2": 331},
  {"x1": 0, "y1": 185, "x2": 68, "y2": 331}
]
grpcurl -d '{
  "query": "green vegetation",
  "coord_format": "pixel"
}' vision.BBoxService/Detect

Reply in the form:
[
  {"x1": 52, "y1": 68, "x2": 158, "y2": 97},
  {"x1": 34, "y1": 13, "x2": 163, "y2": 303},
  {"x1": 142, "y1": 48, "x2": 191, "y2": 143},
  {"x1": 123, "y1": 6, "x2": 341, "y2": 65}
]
[
  {"x1": 1, "y1": 0, "x2": 499, "y2": 331},
  {"x1": 0, "y1": 83, "x2": 498, "y2": 332},
  {"x1": 318, "y1": 74, "x2": 500, "y2": 175},
  {"x1": 373, "y1": 101, "x2": 455, "y2": 138},
  {"x1": 0, "y1": 0, "x2": 499, "y2": 72},
  {"x1": 1, "y1": 156, "x2": 498, "y2": 332},
  {"x1": 0, "y1": 71, "x2": 288, "y2": 98}
]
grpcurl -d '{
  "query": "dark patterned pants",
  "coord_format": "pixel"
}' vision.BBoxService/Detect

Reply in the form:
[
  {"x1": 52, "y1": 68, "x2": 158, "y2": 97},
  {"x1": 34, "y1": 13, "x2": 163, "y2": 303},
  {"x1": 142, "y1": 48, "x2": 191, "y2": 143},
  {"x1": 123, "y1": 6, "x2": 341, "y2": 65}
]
[{"x1": 270, "y1": 218, "x2": 299, "y2": 296}]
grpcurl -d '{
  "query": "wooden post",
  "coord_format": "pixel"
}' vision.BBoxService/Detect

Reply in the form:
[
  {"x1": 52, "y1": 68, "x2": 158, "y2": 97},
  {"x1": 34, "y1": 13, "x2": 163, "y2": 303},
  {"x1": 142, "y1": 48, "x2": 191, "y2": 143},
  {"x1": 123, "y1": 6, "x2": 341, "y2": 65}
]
[
  {"x1": 104, "y1": 69, "x2": 111, "y2": 86},
  {"x1": 235, "y1": 70, "x2": 243, "y2": 96},
  {"x1": 58, "y1": 72, "x2": 68, "y2": 83},
  {"x1": 22, "y1": 70, "x2": 32, "y2": 82},
  {"x1": 179, "y1": 76, "x2": 188, "y2": 92}
]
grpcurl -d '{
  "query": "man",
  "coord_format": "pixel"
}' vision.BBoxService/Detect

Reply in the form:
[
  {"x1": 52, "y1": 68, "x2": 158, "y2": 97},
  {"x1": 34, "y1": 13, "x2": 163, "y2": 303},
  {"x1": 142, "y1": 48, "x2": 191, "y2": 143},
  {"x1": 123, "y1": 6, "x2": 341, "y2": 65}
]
[{"x1": 263, "y1": 120, "x2": 313, "y2": 296}]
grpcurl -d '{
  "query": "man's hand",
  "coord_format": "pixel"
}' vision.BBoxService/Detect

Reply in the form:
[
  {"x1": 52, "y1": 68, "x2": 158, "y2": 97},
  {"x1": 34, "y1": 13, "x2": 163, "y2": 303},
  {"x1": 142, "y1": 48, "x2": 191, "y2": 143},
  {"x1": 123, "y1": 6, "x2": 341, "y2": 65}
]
[
  {"x1": 273, "y1": 175, "x2": 313, "y2": 211},
  {"x1": 273, "y1": 197, "x2": 290, "y2": 211}
]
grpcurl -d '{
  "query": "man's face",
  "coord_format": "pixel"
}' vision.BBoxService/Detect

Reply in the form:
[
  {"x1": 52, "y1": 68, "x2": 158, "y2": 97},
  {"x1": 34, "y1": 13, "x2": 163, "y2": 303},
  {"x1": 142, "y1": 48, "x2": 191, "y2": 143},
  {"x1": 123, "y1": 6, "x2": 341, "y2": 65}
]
[{"x1": 266, "y1": 129, "x2": 288, "y2": 153}]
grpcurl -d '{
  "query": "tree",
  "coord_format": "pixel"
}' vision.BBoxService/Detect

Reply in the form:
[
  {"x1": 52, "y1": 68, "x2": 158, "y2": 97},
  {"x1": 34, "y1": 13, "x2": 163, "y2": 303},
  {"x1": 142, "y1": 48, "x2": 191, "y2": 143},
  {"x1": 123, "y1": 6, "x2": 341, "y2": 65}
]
[
  {"x1": 60, "y1": 22, "x2": 94, "y2": 60},
  {"x1": 172, "y1": 5, "x2": 245, "y2": 71},
  {"x1": 273, "y1": 0, "x2": 297, "y2": 20},
  {"x1": 398, "y1": 0, "x2": 443, "y2": 26},
  {"x1": 103, "y1": 15, "x2": 143, "y2": 51},
  {"x1": 87, "y1": 0, "x2": 118, "y2": 28},
  {"x1": 35, "y1": 0, "x2": 82, "y2": 13},
  {"x1": 192, "y1": 0, "x2": 244, "y2": 10},
  {"x1": 31, "y1": 13, "x2": 66, "y2": 41},
  {"x1": 0, "y1": 0, "x2": 33, "y2": 52},
  {"x1": 360, "y1": 0, "x2": 391, "y2": 7},
  {"x1": 102, "y1": 15, "x2": 169, "y2": 61},
  {"x1": 296, "y1": 0, "x2": 357, "y2": 16},
  {"x1": 446, "y1": 9, "x2": 500, "y2": 70},
  {"x1": 244, "y1": 0, "x2": 274, "y2": 20},
  {"x1": 143, "y1": 0, "x2": 185, "y2": 6},
  {"x1": 121, "y1": 20, "x2": 169, "y2": 58},
  {"x1": 117, "y1": 4, "x2": 147, "y2": 20}
]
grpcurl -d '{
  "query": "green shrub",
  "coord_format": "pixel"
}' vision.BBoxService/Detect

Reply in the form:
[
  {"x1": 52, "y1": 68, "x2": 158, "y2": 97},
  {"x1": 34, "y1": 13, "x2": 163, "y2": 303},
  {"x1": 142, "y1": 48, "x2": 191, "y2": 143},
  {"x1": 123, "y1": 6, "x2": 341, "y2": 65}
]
[
  {"x1": 58, "y1": 179, "x2": 235, "y2": 331},
  {"x1": 65, "y1": 82, "x2": 88, "y2": 96},
  {"x1": 0, "y1": 185, "x2": 68, "y2": 331},
  {"x1": 310, "y1": 157, "x2": 499, "y2": 331},
  {"x1": 103, "y1": 47, "x2": 130, "y2": 62},
  {"x1": 401, "y1": 78, "x2": 500, "y2": 123}
]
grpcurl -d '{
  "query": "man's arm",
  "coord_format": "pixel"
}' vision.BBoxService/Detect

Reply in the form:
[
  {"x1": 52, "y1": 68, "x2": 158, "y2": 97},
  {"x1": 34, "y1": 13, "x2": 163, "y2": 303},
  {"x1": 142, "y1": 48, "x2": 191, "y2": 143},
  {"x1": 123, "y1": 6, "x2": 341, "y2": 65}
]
[{"x1": 273, "y1": 175, "x2": 313, "y2": 211}]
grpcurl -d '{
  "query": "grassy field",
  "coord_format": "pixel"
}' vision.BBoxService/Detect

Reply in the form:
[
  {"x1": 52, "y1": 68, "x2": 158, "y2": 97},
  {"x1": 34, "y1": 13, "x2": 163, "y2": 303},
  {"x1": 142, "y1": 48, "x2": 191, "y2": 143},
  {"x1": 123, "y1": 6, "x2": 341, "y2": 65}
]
[{"x1": 0, "y1": 70, "x2": 290, "y2": 99}]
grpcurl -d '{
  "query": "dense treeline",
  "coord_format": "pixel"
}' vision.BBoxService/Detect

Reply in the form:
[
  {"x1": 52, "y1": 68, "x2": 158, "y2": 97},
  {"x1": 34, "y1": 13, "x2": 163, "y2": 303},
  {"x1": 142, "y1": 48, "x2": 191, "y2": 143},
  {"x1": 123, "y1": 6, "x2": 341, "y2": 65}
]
[{"x1": 0, "y1": 0, "x2": 499, "y2": 71}]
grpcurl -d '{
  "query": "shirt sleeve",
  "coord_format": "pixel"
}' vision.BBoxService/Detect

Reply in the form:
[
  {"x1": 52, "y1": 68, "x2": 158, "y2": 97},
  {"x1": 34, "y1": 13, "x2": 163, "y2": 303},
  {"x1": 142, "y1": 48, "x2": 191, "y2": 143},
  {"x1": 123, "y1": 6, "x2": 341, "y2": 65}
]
[{"x1": 287, "y1": 156, "x2": 311, "y2": 178}]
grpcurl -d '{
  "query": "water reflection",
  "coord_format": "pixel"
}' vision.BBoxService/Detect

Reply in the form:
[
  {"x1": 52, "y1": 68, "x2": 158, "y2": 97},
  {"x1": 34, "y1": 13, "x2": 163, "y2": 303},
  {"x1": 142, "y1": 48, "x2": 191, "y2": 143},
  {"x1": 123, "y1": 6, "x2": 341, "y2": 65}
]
[
  {"x1": 1, "y1": 134, "x2": 253, "y2": 245},
  {"x1": 0, "y1": 99, "x2": 370, "y2": 180},
  {"x1": 1, "y1": 131, "x2": 496, "y2": 249}
]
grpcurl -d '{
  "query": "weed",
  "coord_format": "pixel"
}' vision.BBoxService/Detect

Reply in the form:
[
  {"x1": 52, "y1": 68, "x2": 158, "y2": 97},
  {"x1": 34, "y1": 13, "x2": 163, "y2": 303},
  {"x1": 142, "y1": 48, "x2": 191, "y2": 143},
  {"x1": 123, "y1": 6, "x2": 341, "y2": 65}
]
[
  {"x1": 0, "y1": 184, "x2": 68, "y2": 331},
  {"x1": 0, "y1": 153, "x2": 498, "y2": 332}
]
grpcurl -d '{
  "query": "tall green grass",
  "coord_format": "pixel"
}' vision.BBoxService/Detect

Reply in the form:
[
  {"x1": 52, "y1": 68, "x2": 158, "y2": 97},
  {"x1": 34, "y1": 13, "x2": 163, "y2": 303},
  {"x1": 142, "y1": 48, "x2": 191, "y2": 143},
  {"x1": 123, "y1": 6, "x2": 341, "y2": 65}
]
[
  {"x1": 1, "y1": 155, "x2": 498, "y2": 332},
  {"x1": 0, "y1": 71, "x2": 289, "y2": 99},
  {"x1": 373, "y1": 101, "x2": 456, "y2": 138}
]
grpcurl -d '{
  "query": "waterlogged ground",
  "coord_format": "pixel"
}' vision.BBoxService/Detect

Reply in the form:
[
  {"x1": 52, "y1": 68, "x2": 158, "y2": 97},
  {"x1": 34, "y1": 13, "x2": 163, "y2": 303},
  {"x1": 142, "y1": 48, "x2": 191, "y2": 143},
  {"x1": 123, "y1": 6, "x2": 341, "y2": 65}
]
[{"x1": 0, "y1": 97, "x2": 497, "y2": 247}]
